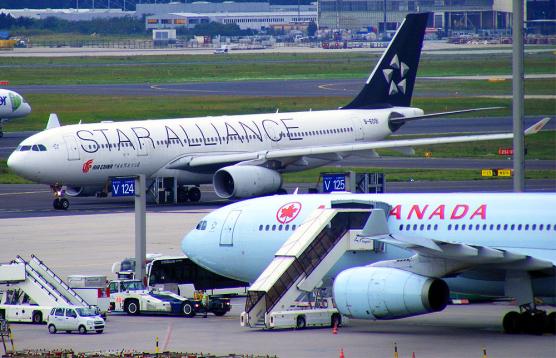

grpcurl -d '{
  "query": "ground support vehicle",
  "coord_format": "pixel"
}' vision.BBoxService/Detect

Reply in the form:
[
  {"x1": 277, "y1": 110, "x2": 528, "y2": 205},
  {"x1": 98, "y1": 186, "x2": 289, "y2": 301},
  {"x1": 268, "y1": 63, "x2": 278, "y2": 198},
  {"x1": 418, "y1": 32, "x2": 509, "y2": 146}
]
[
  {"x1": 108, "y1": 279, "x2": 231, "y2": 317},
  {"x1": 67, "y1": 275, "x2": 110, "y2": 317},
  {"x1": 47, "y1": 306, "x2": 105, "y2": 334},
  {"x1": 0, "y1": 256, "x2": 90, "y2": 324},
  {"x1": 267, "y1": 308, "x2": 342, "y2": 329}
]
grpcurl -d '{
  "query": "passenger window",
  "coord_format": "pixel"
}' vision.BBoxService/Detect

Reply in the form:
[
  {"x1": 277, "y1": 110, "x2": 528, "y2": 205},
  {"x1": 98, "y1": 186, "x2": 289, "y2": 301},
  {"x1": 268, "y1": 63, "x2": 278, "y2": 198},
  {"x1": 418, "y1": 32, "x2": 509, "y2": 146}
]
[
  {"x1": 399, "y1": 224, "x2": 404, "y2": 231},
  {"x1": 406, "y1": 224, "x2": 411, "y2": 230},
  {"x1": 532, "y1": 224, "x2": 536, "y2": 231},
  {"x1": 259, "y1": 225, "x2": 263, "y2": 231},
  {"x1": 55, "y1": 308, "x2": 64, "y2": 316},
  {"x1": 272, "y1": 225, "x2": 276, "y2": 231},
  {"x1": 448, "y1": 224, "x2": 452, "y2": 231},
  {"x1": 419, "y1": 224, "x2": 424, "y2": 231},
  {"x1": 265, "y1": 225, "x2": 269, "y2": 231},
  {"x1": 434, "y1": 224, "x2": 438, "y2": 231},
  {"x1": 291, "y1": 225, "x2": 296, "y2": 230},
  {"x1": 427, "y1": 224, "x2": 431, "y2": 230},
  {"x1": 278, "y1": 225, "x2": 283, "y2": 231},
  {"x1": 454, "y1": 224, "x2": 459, "y2": 230},
  {"x1": 66, "y1": 309, "x2": 77, "y2": 318},
  {"x1": 461, "y1": 224, "x2": 466, "y2": 230},
  {"x1": 285, "y1": 224, "x2": 290, "y2": 231},
  {"x1": 518, "y1": 224, "x2": 522, "y2": 231}
]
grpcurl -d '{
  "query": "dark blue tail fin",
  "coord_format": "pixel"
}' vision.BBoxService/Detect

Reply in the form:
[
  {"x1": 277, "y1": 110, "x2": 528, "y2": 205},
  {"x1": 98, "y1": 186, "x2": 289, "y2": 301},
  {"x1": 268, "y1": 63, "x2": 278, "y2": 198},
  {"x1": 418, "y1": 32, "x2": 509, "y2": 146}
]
[{"x1": 343, "y1": 13, "x2": 430, "y2": 109}]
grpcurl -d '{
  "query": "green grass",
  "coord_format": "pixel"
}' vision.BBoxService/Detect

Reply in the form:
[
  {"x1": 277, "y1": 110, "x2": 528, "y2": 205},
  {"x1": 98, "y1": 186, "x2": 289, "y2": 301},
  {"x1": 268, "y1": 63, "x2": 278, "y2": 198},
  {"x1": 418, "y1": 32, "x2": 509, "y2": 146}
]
[
  {"x1": 283, "y1": 167, "x2": 556, "y2": 184},
  {"x1": 384, "y1": 131, "x2": 556, "y2": 160},
  {"x1": 0, "y1": 50, "x2": 554, "y2": 85},
  {"x1": 4, "y1": 94, "x2": 555, "y2": 134},
  {"x1": 0, "y1": 160, "x2": 32, "y2": 184}
]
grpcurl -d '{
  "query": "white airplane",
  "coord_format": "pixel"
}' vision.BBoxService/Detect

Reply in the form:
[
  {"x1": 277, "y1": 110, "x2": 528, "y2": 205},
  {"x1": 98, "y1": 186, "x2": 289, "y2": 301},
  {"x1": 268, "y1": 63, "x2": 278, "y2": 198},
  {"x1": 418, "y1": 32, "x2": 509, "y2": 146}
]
[
  {"x1": 181, "y1": 192, "x2": 556, "y2": 334},
  {"x1": 0, "y1": 88, "x2": 32, "y2": 137},
  {"x1": 5, "y1": 13, "x2": 548, "y2": 210}
]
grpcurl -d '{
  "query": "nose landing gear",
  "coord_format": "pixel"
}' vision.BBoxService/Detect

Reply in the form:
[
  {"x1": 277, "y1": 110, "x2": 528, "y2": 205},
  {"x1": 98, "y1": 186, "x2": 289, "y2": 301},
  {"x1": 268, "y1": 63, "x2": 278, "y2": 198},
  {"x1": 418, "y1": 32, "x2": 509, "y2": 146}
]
[{"x1": 51, "y1": 184, "x2": 69, "y2": 210}]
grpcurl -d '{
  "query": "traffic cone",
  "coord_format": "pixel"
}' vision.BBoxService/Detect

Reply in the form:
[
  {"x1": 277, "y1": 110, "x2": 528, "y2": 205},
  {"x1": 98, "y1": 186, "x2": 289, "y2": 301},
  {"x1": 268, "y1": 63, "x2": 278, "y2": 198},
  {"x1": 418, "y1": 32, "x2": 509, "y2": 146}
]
[
  {"x1": 332, "y1": 322, "x2": 338, "y2": 334},
  {"x1": 339, "y1": 348, "x2": 345, "y2": 358}
]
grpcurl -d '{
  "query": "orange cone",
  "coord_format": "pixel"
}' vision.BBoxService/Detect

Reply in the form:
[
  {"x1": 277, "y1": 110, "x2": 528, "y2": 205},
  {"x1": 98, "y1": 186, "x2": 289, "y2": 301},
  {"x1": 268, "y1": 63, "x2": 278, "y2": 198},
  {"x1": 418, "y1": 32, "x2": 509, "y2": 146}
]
[
  {"x1": 332, "y1": 322, "x2": 338, "y2": 334},
  {"x1": 339, "y1": 348, "x2": 345, "y2": 358}
]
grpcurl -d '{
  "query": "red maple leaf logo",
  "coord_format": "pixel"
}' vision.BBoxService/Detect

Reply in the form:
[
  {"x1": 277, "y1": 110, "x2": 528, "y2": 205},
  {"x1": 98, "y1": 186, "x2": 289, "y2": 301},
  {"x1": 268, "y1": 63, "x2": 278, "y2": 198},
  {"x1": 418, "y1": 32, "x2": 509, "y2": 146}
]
[{"x1": 276, "y1": 202, "x2": 302, "y2": 224}]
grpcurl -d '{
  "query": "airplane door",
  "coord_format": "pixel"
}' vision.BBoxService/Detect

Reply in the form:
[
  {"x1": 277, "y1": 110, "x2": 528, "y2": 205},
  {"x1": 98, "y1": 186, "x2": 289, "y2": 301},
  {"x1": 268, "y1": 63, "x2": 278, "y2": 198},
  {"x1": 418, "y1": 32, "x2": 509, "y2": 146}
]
[
  {"x1": 136, "y1": 138, "x2": 149, "y2": 157},
  {"x1": 220, "y1": 210, "x2": 241, "y2": 246},
  {"x1": 63, "y1": 135, "x2": 81, "y2": 161},
  {"x1": 350, "y1": 118, "x2": 364, "y2": 141}
]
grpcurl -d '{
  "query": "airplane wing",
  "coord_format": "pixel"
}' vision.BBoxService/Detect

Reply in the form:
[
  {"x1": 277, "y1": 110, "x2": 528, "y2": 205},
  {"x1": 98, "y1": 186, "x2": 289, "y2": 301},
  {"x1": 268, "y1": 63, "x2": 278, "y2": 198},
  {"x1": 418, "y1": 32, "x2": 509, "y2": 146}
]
[
  {"x1": 360, "y1": 210, "x2": 555, "y2": 279},
  {"x1": 166, "y1": 117, "x2": 550, "y2": 170}
]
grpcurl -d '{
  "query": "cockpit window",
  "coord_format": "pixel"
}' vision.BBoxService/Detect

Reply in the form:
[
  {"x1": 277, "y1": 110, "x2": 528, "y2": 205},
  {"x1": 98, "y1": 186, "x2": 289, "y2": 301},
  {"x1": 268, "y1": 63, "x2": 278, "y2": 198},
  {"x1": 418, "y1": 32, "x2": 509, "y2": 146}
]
[
  {"x1": 19, "y1": 144, "x2": 46, "y2": 152},
  {"x1": 196, "y1": 220, "x2": 207, "y2": 230}
]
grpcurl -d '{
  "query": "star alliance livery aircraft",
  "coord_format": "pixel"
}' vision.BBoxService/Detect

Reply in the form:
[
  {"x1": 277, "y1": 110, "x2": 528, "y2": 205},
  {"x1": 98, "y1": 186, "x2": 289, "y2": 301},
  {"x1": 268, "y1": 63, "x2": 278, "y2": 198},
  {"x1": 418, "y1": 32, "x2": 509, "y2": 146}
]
[
  {"x1": 0, "y1": 88, "x2": 32, "y2": 138},
  {"x1": 6, "y1": 13, "x2": 549, "y2": 209},
  {"x1": 181, "y1": 192, "x2": 556, "y2": 334}
]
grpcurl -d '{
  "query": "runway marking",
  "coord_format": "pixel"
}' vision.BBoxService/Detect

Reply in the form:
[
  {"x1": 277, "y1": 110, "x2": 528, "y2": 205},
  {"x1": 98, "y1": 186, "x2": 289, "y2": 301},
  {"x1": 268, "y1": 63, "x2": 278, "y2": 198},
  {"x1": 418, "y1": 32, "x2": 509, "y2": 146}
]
[
  {"x1": 317, "y1": 83, "x2": 356, "y2": 92},
  {"x1": 0, "y1": 190, "x2": 51, "y2": 196},
  {"x1": 149, "y1": 84, "x2": 232, "y2": 94}
]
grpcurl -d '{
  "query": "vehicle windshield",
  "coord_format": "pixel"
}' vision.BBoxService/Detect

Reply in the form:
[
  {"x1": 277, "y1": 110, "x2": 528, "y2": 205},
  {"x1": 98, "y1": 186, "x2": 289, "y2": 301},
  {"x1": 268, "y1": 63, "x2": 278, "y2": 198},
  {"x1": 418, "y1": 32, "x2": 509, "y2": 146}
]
[
  {"x1": 122, "y1": 281, "x2": 145, "y2": 291},
  {"x1": 76, "y1": 307, "x2": 98, "y2": 317}
]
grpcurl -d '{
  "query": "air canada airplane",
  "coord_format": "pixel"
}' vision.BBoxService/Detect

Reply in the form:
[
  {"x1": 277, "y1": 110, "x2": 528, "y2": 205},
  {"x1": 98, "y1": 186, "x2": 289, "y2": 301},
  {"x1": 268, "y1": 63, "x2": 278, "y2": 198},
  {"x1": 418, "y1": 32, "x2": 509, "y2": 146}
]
[
  {"x1": 181, "y1": 192, "x2": 556, "y2": 334},
  {"x1": 0, "y1": 88, "x2": 32, "y2": 137},
  {"x1": 6, "y1": 13, "x2": 548, "y2": 210}
]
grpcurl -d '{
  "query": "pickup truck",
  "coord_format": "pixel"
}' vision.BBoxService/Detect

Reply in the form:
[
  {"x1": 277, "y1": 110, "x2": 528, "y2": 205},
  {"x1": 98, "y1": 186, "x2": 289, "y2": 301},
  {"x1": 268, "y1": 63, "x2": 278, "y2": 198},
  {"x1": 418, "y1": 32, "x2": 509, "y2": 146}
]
[{"x1": 108, "y1": 280, "x2": 230, "y2": 317}]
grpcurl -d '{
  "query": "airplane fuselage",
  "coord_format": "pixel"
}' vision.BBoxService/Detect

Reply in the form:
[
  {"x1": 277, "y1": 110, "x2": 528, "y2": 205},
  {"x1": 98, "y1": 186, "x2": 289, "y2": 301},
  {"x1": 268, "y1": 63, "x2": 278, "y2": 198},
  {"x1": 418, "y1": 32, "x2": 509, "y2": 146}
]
[
  {"x1": 8, "y1": 107, "x2": 421, "y2": 186},
  {"x1": 182, "y1": 193, "x2": 556, "y2": 297}
]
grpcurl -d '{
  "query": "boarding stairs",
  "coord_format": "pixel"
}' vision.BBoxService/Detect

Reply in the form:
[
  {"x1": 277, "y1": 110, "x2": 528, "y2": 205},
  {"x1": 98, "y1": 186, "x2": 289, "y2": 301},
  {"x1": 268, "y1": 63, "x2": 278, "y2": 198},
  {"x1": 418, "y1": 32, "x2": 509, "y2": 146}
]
[
  {"x1": 0, "y1": 255, "x2": 87, "y2": 307},
  {"x1": 241, "y1": 206, "x2": 390, "y2": 328}
]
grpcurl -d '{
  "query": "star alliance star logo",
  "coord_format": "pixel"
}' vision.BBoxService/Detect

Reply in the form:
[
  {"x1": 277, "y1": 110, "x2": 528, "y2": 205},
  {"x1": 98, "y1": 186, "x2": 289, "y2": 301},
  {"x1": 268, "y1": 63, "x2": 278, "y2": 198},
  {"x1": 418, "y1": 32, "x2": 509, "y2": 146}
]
[{"x1": 383, "y1": 54, "x2": 409, "y2": 96}]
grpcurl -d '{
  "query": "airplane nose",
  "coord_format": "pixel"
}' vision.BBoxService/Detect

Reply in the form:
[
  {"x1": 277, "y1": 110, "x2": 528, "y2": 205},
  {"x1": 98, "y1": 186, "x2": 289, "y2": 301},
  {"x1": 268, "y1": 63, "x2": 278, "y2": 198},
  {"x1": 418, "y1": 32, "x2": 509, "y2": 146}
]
[
  {"x1": 7, "y1": 152, "x2": 20, "y2": 173},
  {"x1": 22, "y1": 102, "x2": 31, "y2": 115}
]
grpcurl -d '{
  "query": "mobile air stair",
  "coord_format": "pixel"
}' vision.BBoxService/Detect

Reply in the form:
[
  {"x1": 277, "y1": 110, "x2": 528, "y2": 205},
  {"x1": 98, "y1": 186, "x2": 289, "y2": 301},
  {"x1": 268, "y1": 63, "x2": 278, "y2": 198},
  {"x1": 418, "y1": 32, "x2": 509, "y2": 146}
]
[
  {"x1": 240, "y1": 206, "x2": 390, "y2": 329},
  {"x1": 0, "y1": 254, "x2": 88, "y2": 308}
]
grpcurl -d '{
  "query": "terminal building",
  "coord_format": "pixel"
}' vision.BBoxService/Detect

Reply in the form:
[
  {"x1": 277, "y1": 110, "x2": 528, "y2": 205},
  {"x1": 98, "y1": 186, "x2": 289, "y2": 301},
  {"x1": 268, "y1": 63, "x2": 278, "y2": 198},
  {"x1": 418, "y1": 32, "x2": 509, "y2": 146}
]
[
  {"x1": 318, "y1": 0, "x2": 554, "y2": 32},
  {"x1": 142, "y1": 2, "x2": 318, "y2": 31}
]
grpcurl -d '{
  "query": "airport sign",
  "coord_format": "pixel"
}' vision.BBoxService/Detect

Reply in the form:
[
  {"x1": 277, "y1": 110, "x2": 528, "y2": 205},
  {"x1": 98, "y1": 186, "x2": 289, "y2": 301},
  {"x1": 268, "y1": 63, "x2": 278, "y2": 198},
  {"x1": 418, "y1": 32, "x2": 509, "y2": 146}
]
[{"x1": 111, "y1": 177, "x2": 136, "y2": 197}]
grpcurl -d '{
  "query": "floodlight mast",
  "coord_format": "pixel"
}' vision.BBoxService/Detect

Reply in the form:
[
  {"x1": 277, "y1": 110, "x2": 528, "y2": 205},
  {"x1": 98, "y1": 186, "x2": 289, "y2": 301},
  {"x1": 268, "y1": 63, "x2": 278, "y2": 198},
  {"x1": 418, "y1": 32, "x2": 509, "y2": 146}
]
[{"x1": 512, "y1": 0, "x2": 525, "y2": 192}]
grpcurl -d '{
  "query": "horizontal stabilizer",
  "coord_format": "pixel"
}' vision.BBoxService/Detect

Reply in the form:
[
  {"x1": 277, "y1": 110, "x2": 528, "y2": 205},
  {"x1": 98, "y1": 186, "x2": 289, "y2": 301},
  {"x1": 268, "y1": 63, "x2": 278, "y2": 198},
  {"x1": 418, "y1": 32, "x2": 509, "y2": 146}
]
[{"x1": 389, "y1": 107, "x2": 504, "y2": 124}]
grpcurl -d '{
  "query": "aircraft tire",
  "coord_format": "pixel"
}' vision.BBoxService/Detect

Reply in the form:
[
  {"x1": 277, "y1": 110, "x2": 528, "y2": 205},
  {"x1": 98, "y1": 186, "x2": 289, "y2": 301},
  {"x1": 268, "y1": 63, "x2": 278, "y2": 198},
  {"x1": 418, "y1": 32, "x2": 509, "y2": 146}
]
[
  {"x1": 188, "y1": 187, "x2": 201, "y2": 202},
  {"x1": 502, "y1": 311, "x2": 521, "y2": 334},
  {"x1": 60, "y1": 198, "x2": 70, "y2": 210}
]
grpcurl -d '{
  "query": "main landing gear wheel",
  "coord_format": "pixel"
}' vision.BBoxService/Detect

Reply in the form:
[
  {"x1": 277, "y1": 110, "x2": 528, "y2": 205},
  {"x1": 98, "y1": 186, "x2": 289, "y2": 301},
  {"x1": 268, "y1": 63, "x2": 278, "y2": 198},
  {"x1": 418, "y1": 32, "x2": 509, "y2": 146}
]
[
  {"x1": 187, "y1": 187, "x2": 201, "y2": 202},
  {"x1": 53, "y1": 198, "x2": 69, "y2": 210},
  {"x1": 503, "y1": 309, "x2": 553, "y2": 335}
]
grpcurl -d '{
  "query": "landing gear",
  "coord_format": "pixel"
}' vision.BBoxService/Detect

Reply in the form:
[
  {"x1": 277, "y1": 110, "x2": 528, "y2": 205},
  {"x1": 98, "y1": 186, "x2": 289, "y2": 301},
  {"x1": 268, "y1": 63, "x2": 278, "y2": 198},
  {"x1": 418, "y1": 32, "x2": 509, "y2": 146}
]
[
  {"x1": 188, "y1": 187, "x2": 201, "y2": 202},
  {"x1": 503, "y1": 305, "x2": 553, "y2": 335},
  {"x1": 53, "y1": 198, "x2": 69, "y2": 210},
  {"x1": 51, "y1": 184, "x2": 69, "y2": 210},
  {"x1": 177, "y1": 186, "x2": 201, "y2": 203}
]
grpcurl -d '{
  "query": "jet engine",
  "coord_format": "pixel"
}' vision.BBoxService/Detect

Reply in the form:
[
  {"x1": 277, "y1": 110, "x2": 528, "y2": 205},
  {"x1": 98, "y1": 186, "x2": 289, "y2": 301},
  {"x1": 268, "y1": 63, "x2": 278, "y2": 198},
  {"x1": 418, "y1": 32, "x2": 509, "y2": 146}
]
[
  {"x1": 333, "y1": 267, "x2": 449, "y2": 320},
  {"x1": 65, "y1": 186, "x2": 105, "y2": 197},
  {"x1": 213, "y1": 166, "x2": 282, "y2": 199}
]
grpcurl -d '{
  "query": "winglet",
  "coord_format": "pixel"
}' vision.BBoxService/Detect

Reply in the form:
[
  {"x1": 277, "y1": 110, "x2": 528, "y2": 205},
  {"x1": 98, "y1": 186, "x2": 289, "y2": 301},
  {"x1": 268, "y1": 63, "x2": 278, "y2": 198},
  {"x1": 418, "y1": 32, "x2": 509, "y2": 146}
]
[
  {"x1": 45, "y1": 113, "x2": 61, "y2": 130},
  {"x1": 525, "y1": 117, "x2": 550, "y2": 135}
]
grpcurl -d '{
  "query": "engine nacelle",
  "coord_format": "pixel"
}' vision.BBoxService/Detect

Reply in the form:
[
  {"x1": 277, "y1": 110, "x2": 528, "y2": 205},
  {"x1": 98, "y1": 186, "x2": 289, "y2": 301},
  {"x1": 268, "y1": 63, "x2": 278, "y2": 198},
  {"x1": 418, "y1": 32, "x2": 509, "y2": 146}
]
[
  {"x1": 65, "y1": 186, "x2": 104, "y2": 197},
  {"x1": 333, "y1": 267, "x2": 449, "y2": 320},
  {"x1": 213, "y1": 166, "x2": 282, "y2": 199}
]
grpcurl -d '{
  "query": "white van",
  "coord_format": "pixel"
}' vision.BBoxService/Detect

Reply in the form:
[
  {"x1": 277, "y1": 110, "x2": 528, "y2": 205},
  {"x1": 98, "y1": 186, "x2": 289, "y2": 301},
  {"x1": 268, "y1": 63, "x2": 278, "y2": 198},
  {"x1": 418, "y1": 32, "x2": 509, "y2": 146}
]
[{"x1": 47, "y1": 307, "x2": 105, "y2": 334}]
